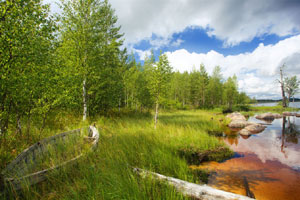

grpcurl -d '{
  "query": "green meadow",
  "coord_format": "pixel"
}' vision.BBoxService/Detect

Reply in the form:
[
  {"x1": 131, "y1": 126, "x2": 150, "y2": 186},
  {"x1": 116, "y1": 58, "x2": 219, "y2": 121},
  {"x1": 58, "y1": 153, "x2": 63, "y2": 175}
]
[{"x1": 1, "y1": 110, "x2": 233, "y2": 199}]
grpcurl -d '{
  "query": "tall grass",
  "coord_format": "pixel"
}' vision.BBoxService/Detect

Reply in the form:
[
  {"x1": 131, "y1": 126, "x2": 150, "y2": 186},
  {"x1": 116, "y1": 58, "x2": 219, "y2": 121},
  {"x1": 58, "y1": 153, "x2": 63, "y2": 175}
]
[{"x1": 1, "y1": 110, "x2": 232, "y2": 199}]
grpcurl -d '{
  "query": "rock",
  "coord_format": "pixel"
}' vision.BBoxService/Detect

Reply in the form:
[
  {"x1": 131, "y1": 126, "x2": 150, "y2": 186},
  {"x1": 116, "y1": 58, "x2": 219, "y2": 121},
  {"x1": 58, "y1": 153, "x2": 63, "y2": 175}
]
[
  {"x1": 296, "y1": 113, "x2": 300, "y2": 117},
  {"x1": 273, "y1": 113, "x2": 282, "y2": 118},
  {"x1": 256, "y1": 113, "x2": 282, "y2": 120},
  {"x1": 228, "y1": 120, "x2": 249, "y2": 128},
  {"x1": 244, "y1": 124, "x2": 266, "y2": 133},
  {"x1": 283, "y1": 112, "x2": 293, "y2": 116},
  {"x1": 227, "y1": 112, "x2": 252, "y2": 128},
  {"x1": 238, "y1": 122, "x2": 266, "y2": 136},
  {"x1": 226, "y1": 112, "x2": 246, "y2": 121},
  {"x1": 256, "y1": 113, "x2": 274, "y2": 120},
  {"x1": 239, "y1": 129, "x2": 252, "y2": 136}
]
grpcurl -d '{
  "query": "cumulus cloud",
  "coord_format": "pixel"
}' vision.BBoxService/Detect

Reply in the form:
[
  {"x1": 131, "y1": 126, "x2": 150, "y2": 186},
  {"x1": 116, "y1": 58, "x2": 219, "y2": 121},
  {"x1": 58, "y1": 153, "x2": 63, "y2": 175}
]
[
  {"x1": 110, "y1": 0, "x2": 300, "y2": 47},
  {"x1": 164, "y1": 35, "x2": 300, "y2": 98}
]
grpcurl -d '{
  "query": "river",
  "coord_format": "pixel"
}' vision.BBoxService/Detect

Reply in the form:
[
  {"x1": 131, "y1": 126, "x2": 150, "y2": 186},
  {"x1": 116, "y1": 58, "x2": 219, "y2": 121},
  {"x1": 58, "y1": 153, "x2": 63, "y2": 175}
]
[{"x1": 192, "y1": 115, "x2": 300, "y2": 200}]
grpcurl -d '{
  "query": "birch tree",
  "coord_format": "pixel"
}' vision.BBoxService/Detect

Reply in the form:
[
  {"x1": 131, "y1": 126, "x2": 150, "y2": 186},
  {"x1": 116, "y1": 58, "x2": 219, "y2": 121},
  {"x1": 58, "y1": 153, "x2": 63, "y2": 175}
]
[
  {"x1": 285, "y1": 76, "x2": 299, "y2": 105},
  {"x1": 59, "y1": 0, "x2": 123, "y2": 119},
  {"x1": 147, "y1": 53, "x2": 172, "y2": 129}
]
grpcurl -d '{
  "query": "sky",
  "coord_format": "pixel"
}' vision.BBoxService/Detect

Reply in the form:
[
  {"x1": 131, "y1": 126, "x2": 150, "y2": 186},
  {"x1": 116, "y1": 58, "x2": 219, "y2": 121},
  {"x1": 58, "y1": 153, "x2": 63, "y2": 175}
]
[{"x1": 46, "y1": 0, "x2": 300, "y2": 99}]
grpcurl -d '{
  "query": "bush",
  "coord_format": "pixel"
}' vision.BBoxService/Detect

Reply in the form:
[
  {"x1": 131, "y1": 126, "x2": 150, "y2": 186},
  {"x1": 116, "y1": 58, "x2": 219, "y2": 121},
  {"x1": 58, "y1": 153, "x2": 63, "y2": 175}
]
[{"x1": 222, "y1": 105, "x2": 250, "y2": 113}]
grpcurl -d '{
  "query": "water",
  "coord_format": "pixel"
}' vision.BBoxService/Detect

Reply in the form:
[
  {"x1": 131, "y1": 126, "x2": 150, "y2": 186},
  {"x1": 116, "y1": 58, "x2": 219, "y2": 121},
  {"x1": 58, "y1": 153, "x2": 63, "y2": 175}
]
[
  {"x1": 192, "y1": 115, "x2": 300, "y2": 200},
  {"x1": 254, "y1": 102, "x2": 300, "y2": 108}
]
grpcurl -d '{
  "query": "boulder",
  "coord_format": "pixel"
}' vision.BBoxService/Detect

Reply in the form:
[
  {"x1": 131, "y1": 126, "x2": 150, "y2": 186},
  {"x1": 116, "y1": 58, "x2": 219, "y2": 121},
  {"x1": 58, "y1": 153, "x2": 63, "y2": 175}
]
[
  {"x1": 273, "y1": 113, "x2": 283, "y2": 118},
  {"x1": 239, "y1": 129, "x2": 252, "y2": 136},
  {"x1": 256, "y1": 113, "x2": 282, "y2": 120},
  {"x1": 256, "y1": 113, "x2": 274, "y2": 120},
  {"x1": 226, "y1": 112, "x2": 246, "y2": 121},
  {"x1": 283, "y1": 112, "x2": 293, "y2": 116},
  {"x1": 244, "y1": 124, "x2": 266, "y2": 133},
  {"x1": 228, "y1": 120, "x2": 249, "y2": 128},
  {"x1": 238, "y1": 123, "x2": 266, "y2": 136}
]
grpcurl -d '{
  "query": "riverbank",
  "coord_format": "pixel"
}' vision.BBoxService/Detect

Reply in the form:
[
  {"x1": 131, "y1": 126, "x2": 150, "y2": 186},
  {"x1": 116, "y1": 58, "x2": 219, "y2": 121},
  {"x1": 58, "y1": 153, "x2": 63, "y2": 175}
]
[
  {"x1": 196, "y1": 112, "x2": 300, "y2": 200},
  {"x1": 1, "y1": 110, "x2": 233, "y2": 199}
]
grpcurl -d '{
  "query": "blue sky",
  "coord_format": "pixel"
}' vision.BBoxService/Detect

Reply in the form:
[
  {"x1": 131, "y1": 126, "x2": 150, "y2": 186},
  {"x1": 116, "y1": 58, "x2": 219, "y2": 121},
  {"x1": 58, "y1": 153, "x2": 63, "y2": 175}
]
[
  {"x1": 132, "y1": 27, "x2": 291, "y2": 63},
  {"x1": 47, "y1": 0, "x2": 300, "y2": 99}
]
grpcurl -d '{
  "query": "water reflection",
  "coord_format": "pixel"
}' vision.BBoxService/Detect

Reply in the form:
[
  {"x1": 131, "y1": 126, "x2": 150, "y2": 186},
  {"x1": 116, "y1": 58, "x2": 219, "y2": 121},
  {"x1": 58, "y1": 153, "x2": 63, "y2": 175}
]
[
  {"x1": 223, "y1": 116, "x2": 300, "y2": 170},
  {"x1": 192, "y1": 154, "x2": 300, "y2": 200},
  {"x1": 193, "y1": 115, "x2": 300, "y2": 200}
]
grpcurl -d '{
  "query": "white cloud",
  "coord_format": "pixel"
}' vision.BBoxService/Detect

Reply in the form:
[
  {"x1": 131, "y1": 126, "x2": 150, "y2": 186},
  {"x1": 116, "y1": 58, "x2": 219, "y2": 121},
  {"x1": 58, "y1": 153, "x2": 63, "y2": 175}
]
[
  {"x1": 134, "y1": 49, "x2": 151, "y2": 61},
  {"x1": 110, "y1": 0, "x2": 300, "y2": 47},
  {"x1": 165, "y1": 35, "x2": 300, "y2": 98},
  {"x1": 149, "y1": 36, "x2": 172, "y2": 49},
  {"x1": 171, "y1": 39, "x2": 184, "y2": 47}
]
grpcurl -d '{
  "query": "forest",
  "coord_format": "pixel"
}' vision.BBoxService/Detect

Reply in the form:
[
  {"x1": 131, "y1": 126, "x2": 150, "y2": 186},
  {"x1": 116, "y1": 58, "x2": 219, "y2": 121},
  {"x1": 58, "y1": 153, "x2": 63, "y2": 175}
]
[{"x1": 0, "y1": 0, "x2": 251, "y2": 139}]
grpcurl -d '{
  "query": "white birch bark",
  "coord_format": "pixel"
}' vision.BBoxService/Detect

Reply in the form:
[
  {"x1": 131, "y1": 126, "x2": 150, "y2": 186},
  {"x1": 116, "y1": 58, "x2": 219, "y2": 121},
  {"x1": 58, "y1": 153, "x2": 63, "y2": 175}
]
[{"x1": 83, "y1": 79, "x2": 87, "y2": 121}]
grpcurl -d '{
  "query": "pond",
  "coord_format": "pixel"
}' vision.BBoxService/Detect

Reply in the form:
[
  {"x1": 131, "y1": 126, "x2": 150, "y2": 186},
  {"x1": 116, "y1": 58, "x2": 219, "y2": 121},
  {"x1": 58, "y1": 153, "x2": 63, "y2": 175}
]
[{"x1": 192, "y1": 115, "x2": 300, "y2": 200}]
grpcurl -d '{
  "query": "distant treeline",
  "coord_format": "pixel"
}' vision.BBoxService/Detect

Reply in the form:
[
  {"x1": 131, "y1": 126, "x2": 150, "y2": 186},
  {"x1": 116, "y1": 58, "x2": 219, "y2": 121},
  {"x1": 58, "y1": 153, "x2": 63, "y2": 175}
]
[{"x1": 256, "y1": 98, "x2": 300, "y2": 103}]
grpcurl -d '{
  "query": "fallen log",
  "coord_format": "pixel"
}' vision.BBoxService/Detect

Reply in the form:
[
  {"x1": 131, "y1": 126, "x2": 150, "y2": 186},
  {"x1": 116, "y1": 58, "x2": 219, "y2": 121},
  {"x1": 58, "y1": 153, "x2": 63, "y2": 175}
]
[{"x1": 133, "y1": 167, "x2": 255, "y2": 200}]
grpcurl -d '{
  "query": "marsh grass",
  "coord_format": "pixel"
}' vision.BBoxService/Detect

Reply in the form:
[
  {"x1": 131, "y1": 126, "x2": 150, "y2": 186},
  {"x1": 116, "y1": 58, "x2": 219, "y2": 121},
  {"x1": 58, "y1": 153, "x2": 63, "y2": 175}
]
[
  {"x1": 1, "y1": 110, "x2": 232, "y2": 199},
  {"x1": 249, "y1": 105, "x2": 298, "y2": 112}
]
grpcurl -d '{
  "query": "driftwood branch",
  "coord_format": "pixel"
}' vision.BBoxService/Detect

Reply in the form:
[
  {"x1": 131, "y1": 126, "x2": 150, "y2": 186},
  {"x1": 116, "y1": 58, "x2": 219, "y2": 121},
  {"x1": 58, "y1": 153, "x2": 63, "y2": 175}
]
[{"x1": 133, "y1": 167, "x2": 255, "y2": 200}]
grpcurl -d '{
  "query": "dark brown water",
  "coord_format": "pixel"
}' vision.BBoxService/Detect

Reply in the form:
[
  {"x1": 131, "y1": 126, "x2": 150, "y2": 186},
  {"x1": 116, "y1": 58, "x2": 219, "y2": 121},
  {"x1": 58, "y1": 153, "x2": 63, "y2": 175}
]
[{"x1": 191, "y1": 115, "x2": 300, "y2": 200}]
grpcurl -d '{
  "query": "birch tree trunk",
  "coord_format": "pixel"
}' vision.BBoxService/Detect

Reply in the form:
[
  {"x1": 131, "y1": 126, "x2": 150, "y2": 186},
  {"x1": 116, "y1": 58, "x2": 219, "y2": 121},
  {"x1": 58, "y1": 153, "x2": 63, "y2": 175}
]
[
  {"x1": 83, "y1": 79, "x2": 87, "y2": 121},
  {"x1": 154, "y1": 98, "x2": 159, "y2": 129},
  {"x1": 16, "y1": 114, "x2": 22, "y2": 135},
  {"x1": 279, "y1": 67, "x2": 287, "y2": 107}
]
